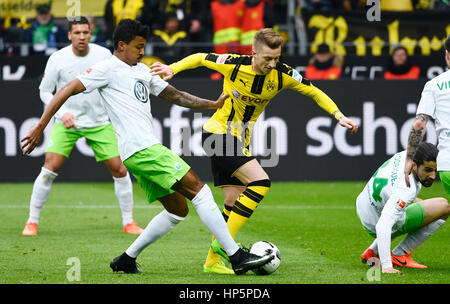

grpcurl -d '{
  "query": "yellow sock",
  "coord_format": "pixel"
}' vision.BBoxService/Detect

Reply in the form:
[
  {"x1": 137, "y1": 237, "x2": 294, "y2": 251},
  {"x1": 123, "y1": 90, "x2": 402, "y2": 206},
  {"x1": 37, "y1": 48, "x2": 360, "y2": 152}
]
[
  {"x1": 204, "y1": 205, "x2": 232, "y2": 268},
  {"x1": 226, "y1": 179, "x2": 271, "y2": 239},
  {"x1": 204, "y1": 180, "x2": 270, "y2": 267}
]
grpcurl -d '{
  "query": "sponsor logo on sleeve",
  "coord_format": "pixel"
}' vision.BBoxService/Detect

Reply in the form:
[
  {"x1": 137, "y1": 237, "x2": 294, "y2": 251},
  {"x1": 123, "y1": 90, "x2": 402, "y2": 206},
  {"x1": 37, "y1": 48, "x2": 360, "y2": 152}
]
[
  {"x1": 396, "y1": 199, "x2": 406, "y2": 208},
  {"x1": 216, "y1": 54, "x2": 229, "y2": 64},
  {"x1": 292, "y1": 69, "x2": 302, "y2": 82}
]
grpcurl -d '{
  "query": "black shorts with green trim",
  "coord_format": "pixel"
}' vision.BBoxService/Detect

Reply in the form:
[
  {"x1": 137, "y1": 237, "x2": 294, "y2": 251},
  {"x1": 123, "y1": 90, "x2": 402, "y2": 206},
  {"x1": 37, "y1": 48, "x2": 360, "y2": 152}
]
[{"x1": 202, "y1": 131, "x2": 255, "y2": 187}]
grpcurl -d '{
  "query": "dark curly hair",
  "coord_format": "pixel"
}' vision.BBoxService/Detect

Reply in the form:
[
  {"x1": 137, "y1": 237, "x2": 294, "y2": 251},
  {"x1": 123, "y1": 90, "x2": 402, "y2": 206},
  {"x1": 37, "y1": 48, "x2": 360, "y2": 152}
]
[
  {"x1": 413, "y1": 142, "x2": 438, "y2": 166},
  {"x1": 113, "y1": 19, "x2": 150, "y2": 50}
]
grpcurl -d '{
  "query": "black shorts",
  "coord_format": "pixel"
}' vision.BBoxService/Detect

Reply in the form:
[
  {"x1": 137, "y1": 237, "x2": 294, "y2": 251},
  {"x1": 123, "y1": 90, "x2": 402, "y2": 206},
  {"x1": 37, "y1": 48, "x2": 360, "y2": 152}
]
[{"x1": 202, "y1": 132, "x2": 255, "y2": 187}]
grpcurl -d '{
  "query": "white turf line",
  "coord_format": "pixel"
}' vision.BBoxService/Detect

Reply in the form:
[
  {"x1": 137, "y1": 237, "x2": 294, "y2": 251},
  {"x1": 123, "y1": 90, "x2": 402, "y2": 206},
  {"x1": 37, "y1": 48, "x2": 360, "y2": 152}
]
[{"x1": 0, "y1": 204, "x2": 354, "y2": 210}]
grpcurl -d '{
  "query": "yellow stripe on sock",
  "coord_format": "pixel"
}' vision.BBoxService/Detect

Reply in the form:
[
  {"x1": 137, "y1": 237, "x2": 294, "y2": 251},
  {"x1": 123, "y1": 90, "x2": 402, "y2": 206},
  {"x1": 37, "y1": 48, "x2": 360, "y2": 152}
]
[{"x1": 226, "y1": 184, "x2": 270, "y2": 238}]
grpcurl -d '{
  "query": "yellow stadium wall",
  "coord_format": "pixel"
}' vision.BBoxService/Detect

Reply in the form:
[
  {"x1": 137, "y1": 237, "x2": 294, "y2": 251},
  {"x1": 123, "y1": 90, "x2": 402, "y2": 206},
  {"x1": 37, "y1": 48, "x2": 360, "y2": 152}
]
[{"x1": 0, "y1": 0, "x2": 108, "y2": 18}]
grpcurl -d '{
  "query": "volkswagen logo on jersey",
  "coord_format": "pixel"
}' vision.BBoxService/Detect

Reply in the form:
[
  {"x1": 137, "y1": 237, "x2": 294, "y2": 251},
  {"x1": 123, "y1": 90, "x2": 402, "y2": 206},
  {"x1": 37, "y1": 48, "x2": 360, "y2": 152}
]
[{"x1": 134, "y1": 81, "x2": 149, "y2": 103}]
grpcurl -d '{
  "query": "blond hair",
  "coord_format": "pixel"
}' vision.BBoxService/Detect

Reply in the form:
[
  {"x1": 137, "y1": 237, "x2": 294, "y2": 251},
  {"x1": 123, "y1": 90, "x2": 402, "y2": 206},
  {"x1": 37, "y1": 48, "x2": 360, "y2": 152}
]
[{"x1": 253, "y1": 28, "x2": 283, "y2": 50}]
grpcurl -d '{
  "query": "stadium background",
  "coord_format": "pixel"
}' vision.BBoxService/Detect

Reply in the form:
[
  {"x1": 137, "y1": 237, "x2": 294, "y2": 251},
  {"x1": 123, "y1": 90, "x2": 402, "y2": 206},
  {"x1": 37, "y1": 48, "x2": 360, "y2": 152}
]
[
  {"x1": 1, "y1": 0, "x2": 449, "y2": 182},
  {"x1": 1, "y1": 1, "x2": 450, "y2": 289}
]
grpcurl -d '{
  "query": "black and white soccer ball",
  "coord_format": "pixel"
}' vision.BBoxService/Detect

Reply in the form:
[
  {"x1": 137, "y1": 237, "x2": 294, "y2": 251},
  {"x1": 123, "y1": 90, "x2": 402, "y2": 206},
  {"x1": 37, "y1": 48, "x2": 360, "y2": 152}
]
[{"x1": 249, "y1": 241, "x2": 281, "y2": 275}]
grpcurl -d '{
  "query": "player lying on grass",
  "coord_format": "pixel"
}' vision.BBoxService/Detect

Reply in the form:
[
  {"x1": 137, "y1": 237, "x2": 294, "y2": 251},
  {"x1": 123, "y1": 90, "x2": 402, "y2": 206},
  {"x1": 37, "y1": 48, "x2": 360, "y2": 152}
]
[
  {"x1": 21, "y1": 18, "x2": 274, "y2": 275},
  {"x1": 356, "y1": 142, "x2": 449, "y2": 274},
  {"x1": 150, "y1": 28, "x2": 359, "y2": 274}
]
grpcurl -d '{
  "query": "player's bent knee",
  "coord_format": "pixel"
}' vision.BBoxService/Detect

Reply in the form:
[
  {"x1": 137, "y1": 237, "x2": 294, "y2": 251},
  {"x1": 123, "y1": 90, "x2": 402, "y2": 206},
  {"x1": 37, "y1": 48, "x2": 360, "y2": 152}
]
[
  {"x1": 432, "y1": 197, "x2": 450, "y2": 219},
  {"x1": 176, "y1": 169, "x2": 205, "y2": 197},
  {"x1": 169, "y1": 208, "x2": 188, "y2": 218},
  {"x1": 224, "y1": 197, "x2": 237, "y2": 206},
  {"x1": 166, "y1": 210, "x2": 186, "y2": 224},
  {"x1": 43, "y1": 157, "x2": 64, "y2": 173},
  {"x1": 248, "y1": 178, "x2": 271, "y2": 189},
  {"x1": 112, "y1": 165, "x2": 129, "y2": 178},
  {"x1": 440, "y1": 197, "x2": 450, "y2": 218},
  {"x1": 177, "y1": 204, "x2": 189, "y2": 218}
]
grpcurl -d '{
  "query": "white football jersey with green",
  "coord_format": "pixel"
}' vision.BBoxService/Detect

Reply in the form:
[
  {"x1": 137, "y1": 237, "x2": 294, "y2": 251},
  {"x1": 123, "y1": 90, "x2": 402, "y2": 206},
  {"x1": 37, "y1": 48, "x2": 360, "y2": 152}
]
[
  {"x1": 416, "y1": 69, "x2": 450, "y2": 171},
  {"x1": 356, "y1": 151, "x2": 422, "y2": 269},
  {"x1": 357, "y1": 151, "x2": 421, "y2": 233}
]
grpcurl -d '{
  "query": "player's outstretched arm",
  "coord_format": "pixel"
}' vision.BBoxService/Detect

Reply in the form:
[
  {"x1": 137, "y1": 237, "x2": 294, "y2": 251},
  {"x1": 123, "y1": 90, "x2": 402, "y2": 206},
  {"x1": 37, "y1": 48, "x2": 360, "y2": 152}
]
[
  {"x1": 404, "y1": 114, "x2": 430, "y2": 187},
  {"x1": 158, "y1": 84, "x2": 228, "y2": 109},
  {"x1": 21, "y1": 78, "x2": 86, "y2": 154},
  {"x1": 376, "y1": 194, "x2": 406, "y2": 274},
  {"x1": 151, "y1": 53, "x2": 210, "y2": 80},
  {"x1": 303, "y1": 85, "x2": 358, "y2": 135}
]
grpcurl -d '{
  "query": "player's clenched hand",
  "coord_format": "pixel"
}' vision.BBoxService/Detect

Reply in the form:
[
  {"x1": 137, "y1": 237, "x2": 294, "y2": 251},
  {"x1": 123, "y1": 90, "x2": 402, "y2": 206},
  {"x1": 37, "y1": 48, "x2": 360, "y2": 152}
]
[
  {"x1": 61, "y1": 113, "x2": 78, "y2": 129},
  {"x1": 21, "y1": 124, "x2": 44, "y2": 155},
  {"x1": 150, "y1": 62, "x2": 174, "y2": 81},
  {"x1": 214, "y1": 93, "x2": 229, "y2": 109},
  {"x1": 404, "y1": 158, "x2": 414, "y2": 187},
  {"x1": 338, "y1": 116, "x2": 359, "y2": 134}
]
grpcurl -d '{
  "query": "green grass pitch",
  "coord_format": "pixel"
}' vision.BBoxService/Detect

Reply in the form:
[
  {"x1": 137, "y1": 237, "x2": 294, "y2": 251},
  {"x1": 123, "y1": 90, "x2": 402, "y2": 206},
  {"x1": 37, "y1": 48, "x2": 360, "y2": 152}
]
[{"x1": 0, "y1": 181, "x2": 448, "y2": 284}]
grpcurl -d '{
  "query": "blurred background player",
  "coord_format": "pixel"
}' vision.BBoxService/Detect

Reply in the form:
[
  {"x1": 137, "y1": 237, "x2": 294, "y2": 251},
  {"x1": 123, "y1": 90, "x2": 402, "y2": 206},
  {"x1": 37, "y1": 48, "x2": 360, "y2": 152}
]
[
  {"x1": 86, "y1": 15, "x2": 108, "y2": 46},
  {"x1": 305, "y1": 43, "x2": 343, "y2": 80},
  {"x1": 404, "y1": 35, "x2": 450, "y2": 196},
  {"x1": 21, "y1": 19, "x2": 274, "y2": 275},
  {"x1": 150, "y1": 12, "x2": 189, "y2": 58},
  {"x1": 357, "y1": 142, "x2": 449, "y2": 274},
  {"x1": 22, "y1": 4, "x2": 66, "y2": 56},
  {"x1": 22, "y1": 17, "x2": 143, "y2": 236},
  {"x1": 383, "y1": 45, "x2": 420, "y2": 80},
  {"x1": 150, "y1": 28, "x2": 358, "y2": 274}
]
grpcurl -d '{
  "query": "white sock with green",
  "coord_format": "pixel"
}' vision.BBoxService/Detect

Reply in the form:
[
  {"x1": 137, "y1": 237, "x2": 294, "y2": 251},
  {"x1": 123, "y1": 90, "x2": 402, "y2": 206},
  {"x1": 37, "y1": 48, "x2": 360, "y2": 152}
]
[
  {"x1": 392, "y1": 219, "x2": 445, "y2": 256},
  {"x1": 113, "y1": 172, "x2": 134, "y2": 226},
  {"x1": 190, "y1": 184, "x2": 239, "y2": 256},
  {"x1": 369, "y1": 239, "x2": 378, "y2": 255},
  {"x1": 125, "y1": 210, "x2": 185, "y2": 258},
  {"x1": 27, "y1": 167, "x2": 58, "y2": 224}
]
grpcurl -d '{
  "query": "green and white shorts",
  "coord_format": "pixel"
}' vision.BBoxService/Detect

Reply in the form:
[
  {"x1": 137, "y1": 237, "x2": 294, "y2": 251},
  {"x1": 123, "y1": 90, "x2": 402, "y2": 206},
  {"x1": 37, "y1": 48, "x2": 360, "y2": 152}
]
[
  {"x1": 124, "y1": 144, "x2": 191, "y2": 204},
  {"x1": 361, "y1": 203, "x2": 425, "y2": 239},
  {"x1": 357, "y1": 189, "x2": 425, "y2": 239},
  {"x1": 46, "y1": 123, "x2": 120, "y2": 162}
]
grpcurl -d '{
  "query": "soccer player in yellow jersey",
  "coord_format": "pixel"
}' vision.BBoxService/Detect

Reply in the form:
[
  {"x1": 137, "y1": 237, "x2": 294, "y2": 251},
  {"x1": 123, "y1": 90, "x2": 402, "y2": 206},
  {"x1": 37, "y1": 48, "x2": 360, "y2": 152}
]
[{"x1": 151, "y1": 28, "x2": 359, "y2": 274}]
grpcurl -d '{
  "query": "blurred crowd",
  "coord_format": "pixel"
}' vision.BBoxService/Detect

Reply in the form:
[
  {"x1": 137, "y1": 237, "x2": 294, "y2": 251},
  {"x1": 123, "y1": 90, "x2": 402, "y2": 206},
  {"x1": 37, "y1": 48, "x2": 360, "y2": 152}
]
[
  {"x1": 0, "y1": 0, "x2": 448, "y2": 80},
  {"x1": 306, "y1": 0, "x2": 450, "y2": 11},
  {"x1": 1, "y1": 0, "x2": 280, "y2": 57}
]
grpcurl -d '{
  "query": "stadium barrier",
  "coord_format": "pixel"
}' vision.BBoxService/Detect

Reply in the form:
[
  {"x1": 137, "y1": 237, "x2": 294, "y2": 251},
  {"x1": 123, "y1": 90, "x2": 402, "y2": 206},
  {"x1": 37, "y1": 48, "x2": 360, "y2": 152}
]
[
  {"x1": 0, "y1": 54, "x2": 447, "y2": 81},
  {"x1": 1, "y1": 79, "x2": 434, "y2": 182}
]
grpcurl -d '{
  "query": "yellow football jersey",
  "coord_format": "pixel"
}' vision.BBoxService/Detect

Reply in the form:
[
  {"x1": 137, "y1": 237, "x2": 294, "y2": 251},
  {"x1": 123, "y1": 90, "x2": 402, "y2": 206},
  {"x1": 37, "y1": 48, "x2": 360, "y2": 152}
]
[{"x1": 170, "y1": 53, "x2": 342, "y2": 150}]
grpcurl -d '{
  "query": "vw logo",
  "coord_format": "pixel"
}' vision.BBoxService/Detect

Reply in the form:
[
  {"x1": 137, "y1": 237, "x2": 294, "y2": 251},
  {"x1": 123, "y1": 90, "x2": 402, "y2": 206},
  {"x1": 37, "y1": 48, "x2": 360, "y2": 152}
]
[{"x1": 134, "y1": 81, "x2": 149, "y2": 103}]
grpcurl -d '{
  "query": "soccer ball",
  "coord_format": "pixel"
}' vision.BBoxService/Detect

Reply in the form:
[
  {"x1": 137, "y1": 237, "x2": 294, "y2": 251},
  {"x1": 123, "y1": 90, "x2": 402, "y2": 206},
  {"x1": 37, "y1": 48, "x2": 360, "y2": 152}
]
[{"x1": 249, "y1": 241, "x2": 281, "y2": 275}]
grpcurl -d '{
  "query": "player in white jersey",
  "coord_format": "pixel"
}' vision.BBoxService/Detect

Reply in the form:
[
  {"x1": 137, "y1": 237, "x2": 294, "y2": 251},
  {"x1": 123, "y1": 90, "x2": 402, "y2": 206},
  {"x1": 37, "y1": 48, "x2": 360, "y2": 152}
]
[
  {"x1": 404, "y1": 35, "x2": 450, "y2": 196},
  {"x1": 20, "y1": 19, "x2": 274, "y2": 275},
  {"x1": 22, "y1": 17, "x2": 144, "y2": 236},
  {"x1": 357, "y1": 142, "x2": 449, "y2": 274}
]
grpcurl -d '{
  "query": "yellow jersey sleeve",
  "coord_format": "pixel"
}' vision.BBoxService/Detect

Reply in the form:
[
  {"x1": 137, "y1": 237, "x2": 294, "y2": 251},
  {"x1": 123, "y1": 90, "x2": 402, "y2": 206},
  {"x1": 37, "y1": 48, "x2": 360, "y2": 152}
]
[
  {"x1": 170, "y1": 53, "x2": 237, "y2": 77},
  {"x1": 283, "y1": 70, "x2": 343, "y2": 120}
]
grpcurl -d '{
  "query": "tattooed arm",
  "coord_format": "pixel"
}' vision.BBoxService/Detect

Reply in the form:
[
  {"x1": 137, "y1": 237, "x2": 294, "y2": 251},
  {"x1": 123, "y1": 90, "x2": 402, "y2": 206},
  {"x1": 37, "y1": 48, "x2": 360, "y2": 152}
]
[
  {"x1": 158, "y1": 84, "x2": 228, "y2": 109},
  {"x1": 404, "y1": 113, "x2": 431, "y2": 187}
]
